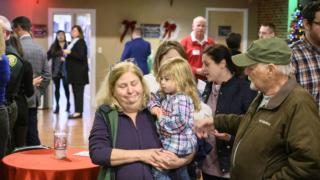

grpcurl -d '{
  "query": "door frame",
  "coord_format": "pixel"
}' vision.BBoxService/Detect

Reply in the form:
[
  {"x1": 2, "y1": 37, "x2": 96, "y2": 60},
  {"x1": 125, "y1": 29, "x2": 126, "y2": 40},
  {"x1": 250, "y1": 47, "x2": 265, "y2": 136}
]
[
  {"x1": 205, "y1": 8, "x2": 248, "y2": 52},
  {"x1": 48, "y1": 8, "x2": 96, "y2": 108}
]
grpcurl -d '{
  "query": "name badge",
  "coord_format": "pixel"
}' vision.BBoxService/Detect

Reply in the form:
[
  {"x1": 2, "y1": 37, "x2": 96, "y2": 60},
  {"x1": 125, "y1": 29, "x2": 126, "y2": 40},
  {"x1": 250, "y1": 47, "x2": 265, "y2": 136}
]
[{"x1": 192, "y1": 49, "x2": 200, "y2": 55}]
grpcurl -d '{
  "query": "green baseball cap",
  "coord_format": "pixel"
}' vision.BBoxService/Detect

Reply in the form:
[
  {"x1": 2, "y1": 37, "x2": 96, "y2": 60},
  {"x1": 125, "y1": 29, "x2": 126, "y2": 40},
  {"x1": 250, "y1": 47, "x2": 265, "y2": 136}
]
[{"x1": 232, "y1": 37, "x2": 291, "y2": 67}]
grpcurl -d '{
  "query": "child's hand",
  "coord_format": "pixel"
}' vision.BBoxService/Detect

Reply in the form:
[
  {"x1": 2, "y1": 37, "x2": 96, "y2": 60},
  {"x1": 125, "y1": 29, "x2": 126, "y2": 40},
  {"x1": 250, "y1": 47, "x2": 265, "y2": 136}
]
[
  {"x1": 151, "y1": 107, "x2": 162, "y2": 118},
  {"x1": 213, "y1": 130, "x2": 231, "y2": 141}
]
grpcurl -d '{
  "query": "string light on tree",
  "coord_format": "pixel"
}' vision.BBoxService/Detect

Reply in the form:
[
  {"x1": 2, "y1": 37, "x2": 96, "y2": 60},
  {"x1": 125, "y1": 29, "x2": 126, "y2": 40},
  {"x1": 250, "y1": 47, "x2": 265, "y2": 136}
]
[{"x1": 289, "y1": 3, "x2": 304, "y2": 44}]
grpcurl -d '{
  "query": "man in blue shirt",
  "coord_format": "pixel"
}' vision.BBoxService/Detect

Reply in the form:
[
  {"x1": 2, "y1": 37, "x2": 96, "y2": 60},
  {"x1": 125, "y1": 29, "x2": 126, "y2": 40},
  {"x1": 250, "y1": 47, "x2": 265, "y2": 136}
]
[{"x1": 121, "y1": 27, "x2": 151, "y2": 74}]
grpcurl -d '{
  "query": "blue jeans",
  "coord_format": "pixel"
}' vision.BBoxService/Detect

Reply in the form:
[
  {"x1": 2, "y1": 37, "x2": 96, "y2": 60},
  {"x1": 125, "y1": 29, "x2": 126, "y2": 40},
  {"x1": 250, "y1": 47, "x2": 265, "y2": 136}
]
[{"x1": 152, "y1": 166, "x2": 190, "y2": 180}]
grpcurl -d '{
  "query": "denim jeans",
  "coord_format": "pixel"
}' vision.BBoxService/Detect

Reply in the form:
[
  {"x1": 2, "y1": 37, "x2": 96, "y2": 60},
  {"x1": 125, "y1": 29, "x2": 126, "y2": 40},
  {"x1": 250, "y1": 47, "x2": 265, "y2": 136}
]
[{"x1": 153, "y1": 166, "x2": 190, "y2": 180}]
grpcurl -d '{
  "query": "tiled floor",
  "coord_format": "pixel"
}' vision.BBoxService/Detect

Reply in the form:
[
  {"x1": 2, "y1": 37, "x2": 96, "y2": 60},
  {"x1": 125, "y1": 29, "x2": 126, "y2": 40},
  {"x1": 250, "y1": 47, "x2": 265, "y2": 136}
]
[{"x1": 38, "y1": 83, "x2": 94, "y2": 149}]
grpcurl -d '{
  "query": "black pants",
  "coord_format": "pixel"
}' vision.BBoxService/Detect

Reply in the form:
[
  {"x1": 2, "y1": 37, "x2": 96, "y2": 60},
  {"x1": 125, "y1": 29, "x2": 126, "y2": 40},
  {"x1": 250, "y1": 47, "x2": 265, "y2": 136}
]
[
  {"x1": 53, "y1": 76, "x2": 70, "y2": 108},
  {"x1": 13, "y1": 94, "x2": 29, "y2": 147},
  {"x1": 6, "y1": 101, "x2": 17, "y2": 152},
  {"x1": 0, "y1": 105, "x2": 9, "y2": 158},
  {"x1": 71, "y1": 84, "x2": 85, "y2": 113},
  {"x1": 26, "y1": 107, "x2": 40, "y2": 146}
]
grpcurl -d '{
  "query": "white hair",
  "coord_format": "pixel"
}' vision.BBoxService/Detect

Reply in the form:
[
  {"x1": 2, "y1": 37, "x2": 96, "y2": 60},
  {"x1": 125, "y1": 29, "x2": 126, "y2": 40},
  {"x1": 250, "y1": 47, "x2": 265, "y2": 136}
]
[
  {"x1": 259, "y1": 63, "x2": 293, "y2": 76},
  {"x1": 0, "y1": 15, "x2": 12, "y2": 32},
  {"x1": 275, "y1": 64, "x2": 294, "y2": 76},
  {"x1": 192, "y1": 16, "x2": 206, "y2": 26}
]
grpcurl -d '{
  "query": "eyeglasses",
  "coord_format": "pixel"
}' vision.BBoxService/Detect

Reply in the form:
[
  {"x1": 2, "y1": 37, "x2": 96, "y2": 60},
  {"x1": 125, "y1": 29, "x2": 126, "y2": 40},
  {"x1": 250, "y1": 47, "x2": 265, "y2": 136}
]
[{"x1": 312, "y1": 21, "x2": 320, "y2": 26}]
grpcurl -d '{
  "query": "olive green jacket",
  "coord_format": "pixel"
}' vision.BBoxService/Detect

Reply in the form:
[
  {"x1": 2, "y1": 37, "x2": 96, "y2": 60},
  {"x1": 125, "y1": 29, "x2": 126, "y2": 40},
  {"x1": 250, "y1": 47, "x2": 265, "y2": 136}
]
[{"x1": 215, "y1": 77, "x2": 320, "y2": 180}]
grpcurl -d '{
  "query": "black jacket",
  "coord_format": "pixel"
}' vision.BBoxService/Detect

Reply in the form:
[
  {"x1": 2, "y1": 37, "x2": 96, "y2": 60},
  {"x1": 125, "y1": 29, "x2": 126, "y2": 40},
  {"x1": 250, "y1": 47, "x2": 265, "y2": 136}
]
[
  {"x1": 65, "y1": 39, "x2": 89, "y2": 85},
  {"x1": 5, "y1": 44, "x2": 24, "y2": 102}
]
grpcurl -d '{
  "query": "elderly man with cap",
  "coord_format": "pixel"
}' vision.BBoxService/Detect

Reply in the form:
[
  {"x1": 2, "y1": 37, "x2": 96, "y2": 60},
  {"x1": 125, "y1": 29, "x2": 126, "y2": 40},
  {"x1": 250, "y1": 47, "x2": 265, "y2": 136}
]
[{"x1": 194, "y1": 37, "x2": 320, "y2": 179}]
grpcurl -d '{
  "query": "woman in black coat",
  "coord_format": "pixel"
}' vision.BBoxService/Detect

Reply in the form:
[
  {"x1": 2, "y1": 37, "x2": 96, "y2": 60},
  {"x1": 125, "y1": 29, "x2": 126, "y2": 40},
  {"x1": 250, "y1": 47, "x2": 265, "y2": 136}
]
[
  {"x1": 200, "y1": 45, "x2": 257, "y2": 180},
  {"x1": 64, "y1": 25, "x2": 89, "y2": 119}
]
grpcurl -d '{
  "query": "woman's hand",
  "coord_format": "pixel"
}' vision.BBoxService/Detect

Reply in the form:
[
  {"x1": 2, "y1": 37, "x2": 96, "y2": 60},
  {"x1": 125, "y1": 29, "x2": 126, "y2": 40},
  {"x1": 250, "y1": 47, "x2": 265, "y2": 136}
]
[
  {"x1": 110, "y1": 148, "x2": 161, "y2": 167},
  {"x1": 63, "y1": 49, "x2": 71, "y2": 55},
  {"x1": 138, "y1": 149, "x2": 162, "y2": 167},
  {"x1": 213, "y1": 129, "x2": 231, "y2": 141},
  {"x1": 153, "y1": 149, "x2": 195, "y2": 170}
]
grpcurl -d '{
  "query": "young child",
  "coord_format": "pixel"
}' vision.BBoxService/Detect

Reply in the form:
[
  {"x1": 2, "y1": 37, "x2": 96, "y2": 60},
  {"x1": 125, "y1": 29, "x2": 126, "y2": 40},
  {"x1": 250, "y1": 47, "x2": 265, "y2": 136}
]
[{"x1": 148, "y1": 57, "x2": 200, "y2": 180}]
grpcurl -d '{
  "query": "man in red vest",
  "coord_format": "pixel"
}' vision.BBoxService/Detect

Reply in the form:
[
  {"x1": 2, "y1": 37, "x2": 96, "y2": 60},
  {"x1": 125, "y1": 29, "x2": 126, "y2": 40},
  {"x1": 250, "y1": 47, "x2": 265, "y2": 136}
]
[{"x1": 181, "y1": 16, "x2": 214, "y2": 80}]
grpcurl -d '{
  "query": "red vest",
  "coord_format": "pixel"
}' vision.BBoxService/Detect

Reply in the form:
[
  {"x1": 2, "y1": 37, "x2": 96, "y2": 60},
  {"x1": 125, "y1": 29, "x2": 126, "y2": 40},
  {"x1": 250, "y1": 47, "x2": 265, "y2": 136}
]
[{"x1": 181, "y1": 35, "x2": 214, "y2": 80}]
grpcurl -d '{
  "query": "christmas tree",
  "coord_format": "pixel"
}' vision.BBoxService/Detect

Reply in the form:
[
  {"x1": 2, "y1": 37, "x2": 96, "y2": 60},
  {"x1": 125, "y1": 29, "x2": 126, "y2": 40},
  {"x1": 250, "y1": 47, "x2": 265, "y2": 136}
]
[{"x1": 289, "y1": 3, "x2": 304, "y2": 44}]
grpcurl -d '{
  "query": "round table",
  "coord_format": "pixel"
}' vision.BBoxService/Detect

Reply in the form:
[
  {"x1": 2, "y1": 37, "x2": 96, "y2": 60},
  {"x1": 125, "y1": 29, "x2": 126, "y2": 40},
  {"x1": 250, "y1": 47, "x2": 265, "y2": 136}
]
[{"x1": 2, "y1": 147, "x2": 99, "y2": 180}]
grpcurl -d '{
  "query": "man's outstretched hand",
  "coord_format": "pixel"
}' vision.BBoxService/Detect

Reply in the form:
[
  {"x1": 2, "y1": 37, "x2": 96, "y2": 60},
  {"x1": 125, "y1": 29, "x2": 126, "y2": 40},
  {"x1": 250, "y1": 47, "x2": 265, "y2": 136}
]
[{"x1": 193, "y1": 118, "x2": 214, "y2": 138}]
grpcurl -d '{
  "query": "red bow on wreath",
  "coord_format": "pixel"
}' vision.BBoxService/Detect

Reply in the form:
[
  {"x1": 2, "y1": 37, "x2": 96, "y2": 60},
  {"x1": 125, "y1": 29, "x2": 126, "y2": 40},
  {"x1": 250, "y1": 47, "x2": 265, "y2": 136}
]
[
  {"x1": 162, "y1": 21, "x2": 177, "y2": 39},
  {"x1": 120, "y1": 20, "x2": 137, "y2": 42}
]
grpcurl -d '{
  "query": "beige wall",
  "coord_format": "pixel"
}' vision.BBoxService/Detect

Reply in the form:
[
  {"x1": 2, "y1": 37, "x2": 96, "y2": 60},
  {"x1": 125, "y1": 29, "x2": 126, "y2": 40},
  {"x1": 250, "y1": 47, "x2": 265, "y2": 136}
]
[
  {"x1": 0, "y1": 0, "x2": 257, "y2": 93},
  {"x1": 208, "y1": 11, "x2": 245, "y2": 45}
]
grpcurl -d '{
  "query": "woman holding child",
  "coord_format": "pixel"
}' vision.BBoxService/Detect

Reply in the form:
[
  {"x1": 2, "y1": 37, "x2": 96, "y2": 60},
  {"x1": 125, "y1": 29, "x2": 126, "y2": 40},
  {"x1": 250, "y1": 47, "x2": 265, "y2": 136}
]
[{"x1": 89, "y1": 61, "x2": 193, "y2": 180}]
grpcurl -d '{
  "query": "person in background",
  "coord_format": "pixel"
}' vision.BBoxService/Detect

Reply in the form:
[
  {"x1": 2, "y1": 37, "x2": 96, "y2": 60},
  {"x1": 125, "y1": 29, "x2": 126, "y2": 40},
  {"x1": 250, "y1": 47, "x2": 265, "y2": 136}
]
[
  {"x1": 194, "y1": 37, "x2": 320, "y2": 179},
  {"x1": 291, "y1": 1, "x2": 320, "y2": 112},
  {"x1": 47, "y1": 30, "x2": 70, "y2": 114},
  {"x1": 121, "y1": 27, "x2": 151, "y2": 75},
  {"x1": 0, "y1": 25, "x2": 11, "y2": 158},
  {"x1": 225, "y1": 32, "x2": 242, "y2": 56},
  {"x1": 1, "y1": 15, "x2": 33, "y2": 149},
  {"x1": 0, "y1": 15, "x2": 24, "y2": 152},
  {"x1": 64, "y1": 25, "x2": 89, "y2": 119},
  {"x1": 144, "y1": 40, "x2": 187, "y2": 94},
  {"x1": 12, "y1": 16, "x2": 50, "y2": 146},
  {"x1": 148, "y1": 58, "x2": 199, "y2": 180},
  {"x1": 8, "y1": 35, "x2": 34, "y2": 148},
  {"x1": 89, "y1": 61, "x2": 193, "y2": 180},
  {"x1": 225, "y1": 32, "x2": 245, "y2": 78},
  {"x1": 258, "y1": 22, "x2": 276, "y2": 39},
  {"x1": 181, "y1": 16, "x2": 214, "y2": 80},
  {"x1": 200, "y1": 44, "x2": 257, "y2": 180}
]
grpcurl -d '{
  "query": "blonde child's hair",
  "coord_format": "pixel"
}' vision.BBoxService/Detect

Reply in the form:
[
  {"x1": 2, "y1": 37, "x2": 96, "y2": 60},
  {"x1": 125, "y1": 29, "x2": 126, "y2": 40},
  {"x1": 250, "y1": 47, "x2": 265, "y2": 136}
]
[
  {"x1": 96, "y1": 61, "x2": 150, "y2": 111},
  {"x1": 157, "y1": 57, "x2": 201, "y2": 111}
]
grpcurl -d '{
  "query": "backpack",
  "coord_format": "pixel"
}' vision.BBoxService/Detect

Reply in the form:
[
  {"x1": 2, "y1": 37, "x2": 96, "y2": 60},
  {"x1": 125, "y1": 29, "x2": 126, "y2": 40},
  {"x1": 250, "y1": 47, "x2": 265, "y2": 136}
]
[{"x1": 97, "y1": 105, "x2": 118, "y2": 180}]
